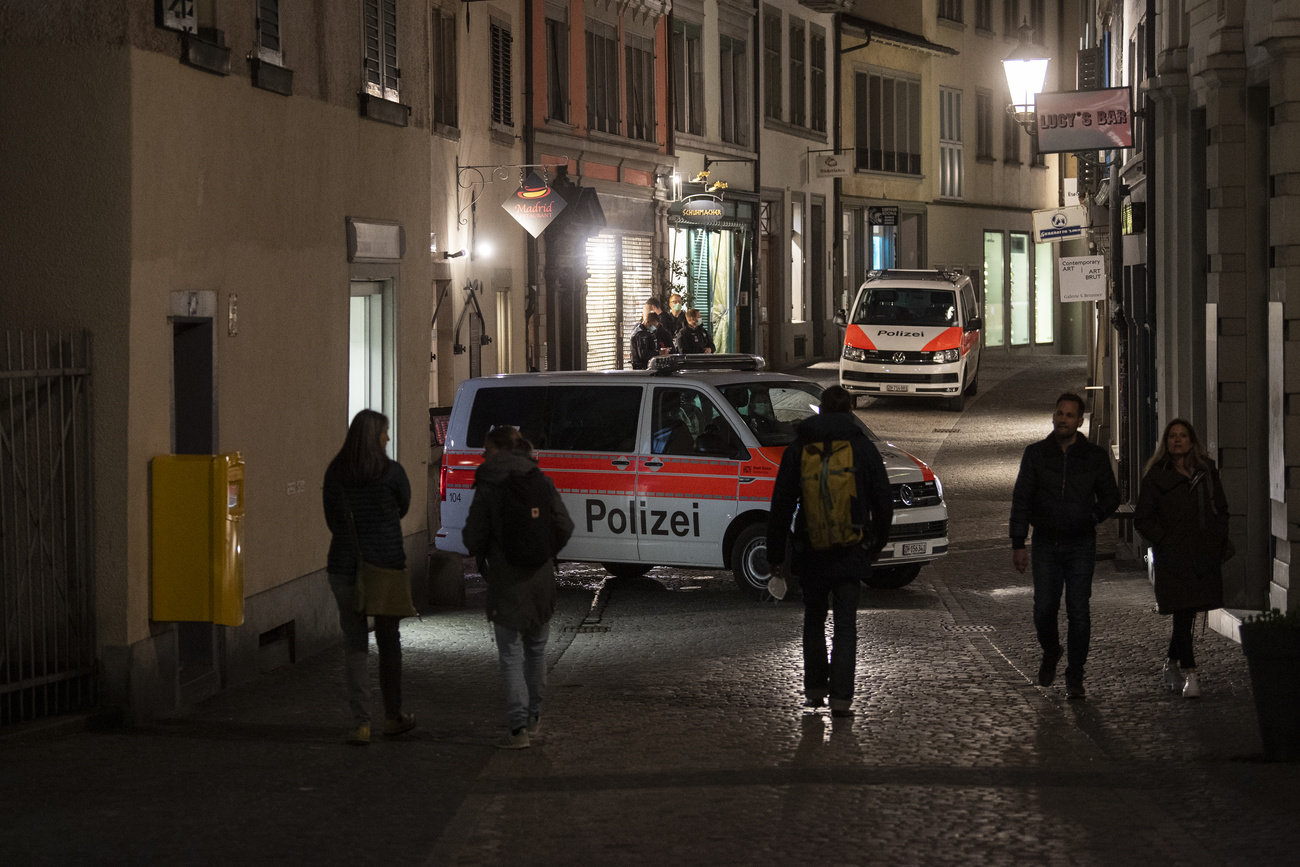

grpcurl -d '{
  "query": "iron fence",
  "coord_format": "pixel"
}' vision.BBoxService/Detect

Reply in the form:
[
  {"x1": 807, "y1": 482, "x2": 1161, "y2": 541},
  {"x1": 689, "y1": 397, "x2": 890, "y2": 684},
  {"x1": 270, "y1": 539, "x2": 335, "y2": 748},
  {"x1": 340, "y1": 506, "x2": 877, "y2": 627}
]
[{"x1": 1, "y1": 331, "x2": 95, "y2": 724}]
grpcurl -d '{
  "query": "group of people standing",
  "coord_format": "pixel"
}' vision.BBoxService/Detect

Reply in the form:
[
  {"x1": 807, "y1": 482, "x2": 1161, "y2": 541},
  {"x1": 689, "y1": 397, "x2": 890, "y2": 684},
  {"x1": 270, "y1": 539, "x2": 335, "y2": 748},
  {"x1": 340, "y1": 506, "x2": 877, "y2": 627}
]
[
  {"x1": 321, "y1": 387, "x2": 1233, "y2": 749},
  {"x1": 628, "y1": 293, "x2": 715, "y2": 369}
]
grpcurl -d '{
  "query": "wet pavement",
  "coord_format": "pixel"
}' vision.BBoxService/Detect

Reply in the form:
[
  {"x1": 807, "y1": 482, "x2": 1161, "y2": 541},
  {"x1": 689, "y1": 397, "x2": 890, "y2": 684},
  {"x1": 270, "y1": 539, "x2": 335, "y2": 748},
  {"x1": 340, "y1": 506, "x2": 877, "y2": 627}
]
[{"x1": 3, "y1": 353, "x2": 1295, "y2": 866}]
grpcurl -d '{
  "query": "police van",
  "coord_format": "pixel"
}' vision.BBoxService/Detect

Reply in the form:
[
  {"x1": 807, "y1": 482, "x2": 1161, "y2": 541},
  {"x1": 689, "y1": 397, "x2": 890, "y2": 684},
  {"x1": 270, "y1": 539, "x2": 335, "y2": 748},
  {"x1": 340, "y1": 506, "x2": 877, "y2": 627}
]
[
  {"x1": 835, "y1": 269, "x2": 982, "y2": 412},
  {"x1": 435, "y1": 355, "x2": 948, "y2": 597}
]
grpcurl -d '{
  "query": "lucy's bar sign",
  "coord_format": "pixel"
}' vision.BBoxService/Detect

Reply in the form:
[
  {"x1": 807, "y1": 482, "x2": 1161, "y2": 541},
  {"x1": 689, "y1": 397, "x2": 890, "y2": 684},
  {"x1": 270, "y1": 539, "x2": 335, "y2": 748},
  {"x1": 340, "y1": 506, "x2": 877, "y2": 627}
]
[{"x1": 1034, "y1": 87, "x2": 1134, "y2": 153}]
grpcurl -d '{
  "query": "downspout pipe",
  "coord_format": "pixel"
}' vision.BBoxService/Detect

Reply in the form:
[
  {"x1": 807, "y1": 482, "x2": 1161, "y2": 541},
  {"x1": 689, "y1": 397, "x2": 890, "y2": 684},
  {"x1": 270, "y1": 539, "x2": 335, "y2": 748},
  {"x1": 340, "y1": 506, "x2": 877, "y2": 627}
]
[{"x1": 524, "y1": 0, "x2": 537, "y2": 370}]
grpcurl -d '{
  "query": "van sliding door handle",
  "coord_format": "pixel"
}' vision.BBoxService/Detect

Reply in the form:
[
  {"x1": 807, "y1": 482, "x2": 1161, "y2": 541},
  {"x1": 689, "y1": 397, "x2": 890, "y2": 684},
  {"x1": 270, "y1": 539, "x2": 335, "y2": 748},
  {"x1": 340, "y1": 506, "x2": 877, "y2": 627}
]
[
  {"x1": 610, "y1": 458, "x2": 631, "y2": 468},
  {"x1": 739, "y1": 477, "x2": 756, "y2": 484},
  {"x1": 643, "y1": 459, "x2": 664, "y2": 469}
]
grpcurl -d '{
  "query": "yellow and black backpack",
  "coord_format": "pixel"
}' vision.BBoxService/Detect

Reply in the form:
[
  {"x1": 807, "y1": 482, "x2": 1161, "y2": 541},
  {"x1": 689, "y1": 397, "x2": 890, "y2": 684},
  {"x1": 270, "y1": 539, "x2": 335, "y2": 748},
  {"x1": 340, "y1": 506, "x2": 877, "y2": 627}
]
[{"x1": 799, "y1": 439, "x2": 864, "y2": 550}]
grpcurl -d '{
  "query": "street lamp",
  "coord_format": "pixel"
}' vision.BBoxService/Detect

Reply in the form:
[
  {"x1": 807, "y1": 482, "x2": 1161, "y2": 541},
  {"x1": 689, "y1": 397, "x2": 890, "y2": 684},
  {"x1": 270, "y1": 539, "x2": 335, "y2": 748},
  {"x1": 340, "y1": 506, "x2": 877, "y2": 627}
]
[{"x1": 1002, "y1": 19, "x2": 1050, "y2": 135}]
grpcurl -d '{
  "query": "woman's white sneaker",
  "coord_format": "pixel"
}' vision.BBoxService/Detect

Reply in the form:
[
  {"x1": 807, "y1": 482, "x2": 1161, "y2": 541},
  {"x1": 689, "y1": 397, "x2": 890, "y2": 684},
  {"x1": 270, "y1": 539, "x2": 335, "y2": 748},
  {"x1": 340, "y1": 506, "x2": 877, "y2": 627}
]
[{"x1": 1182, "y1": 669, "x2": 1201, "y2": 699}]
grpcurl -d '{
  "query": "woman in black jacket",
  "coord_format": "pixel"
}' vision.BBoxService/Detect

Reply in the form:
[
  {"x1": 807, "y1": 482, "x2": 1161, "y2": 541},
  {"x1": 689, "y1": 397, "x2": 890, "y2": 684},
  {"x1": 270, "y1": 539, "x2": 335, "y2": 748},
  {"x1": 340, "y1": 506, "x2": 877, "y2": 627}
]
[
  {"x1": 1134, "y1": 419, "x2": 1230, "y2": 699},
  {"x1": 673, "y1": 308, "x2": 715, "y2": 355},
  {"x1": 323, "y1": 409, "x2": 416, "y2": 744}
]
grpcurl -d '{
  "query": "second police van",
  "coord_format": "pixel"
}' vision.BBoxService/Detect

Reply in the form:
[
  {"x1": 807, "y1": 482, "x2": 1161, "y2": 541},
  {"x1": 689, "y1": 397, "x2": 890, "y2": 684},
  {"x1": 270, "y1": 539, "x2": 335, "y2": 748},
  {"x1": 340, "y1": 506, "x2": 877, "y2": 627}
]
[
  {"x1": 835, "y1": 269, "x2": 982, "y2": 412},
  {"x1": 435, "y1": 355, "x2": 948, "y2": 597}
]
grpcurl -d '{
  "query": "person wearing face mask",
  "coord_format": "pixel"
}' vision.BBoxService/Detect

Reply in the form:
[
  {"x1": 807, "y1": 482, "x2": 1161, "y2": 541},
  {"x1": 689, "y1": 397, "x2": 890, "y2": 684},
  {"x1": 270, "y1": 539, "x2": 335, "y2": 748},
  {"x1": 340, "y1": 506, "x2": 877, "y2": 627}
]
[
  {"x1": 629, "y1": 310, "x2": 669, "y2": 369},
  {"x1": 660, "y1": 293, "x2": 685, "y2": 344},
  {"x1": 1134, "y1": 419, "x2": 1230, "y2": 699},
  {"x1": 674, "y1": 307, "x2": 715, "y2": 355}
]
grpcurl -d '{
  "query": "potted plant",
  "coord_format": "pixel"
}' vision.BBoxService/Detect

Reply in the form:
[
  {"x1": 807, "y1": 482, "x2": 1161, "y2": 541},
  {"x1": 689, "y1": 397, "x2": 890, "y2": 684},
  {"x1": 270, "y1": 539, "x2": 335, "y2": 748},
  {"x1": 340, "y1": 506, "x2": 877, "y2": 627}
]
[{"x1": 1239, "y1": 607, "x2": 1300, "y2": 761}]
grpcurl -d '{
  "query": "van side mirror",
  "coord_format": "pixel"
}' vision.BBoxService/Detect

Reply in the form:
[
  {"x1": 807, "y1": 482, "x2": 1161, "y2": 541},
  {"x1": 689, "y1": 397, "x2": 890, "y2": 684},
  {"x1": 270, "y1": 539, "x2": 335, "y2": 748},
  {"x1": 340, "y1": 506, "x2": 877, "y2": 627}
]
[
  {"x1": 833, "y1": 309, "x2": 848, "y2": 328},
  {"x1": 966, "y1": 317, "x2": 982, "y2": 332}
]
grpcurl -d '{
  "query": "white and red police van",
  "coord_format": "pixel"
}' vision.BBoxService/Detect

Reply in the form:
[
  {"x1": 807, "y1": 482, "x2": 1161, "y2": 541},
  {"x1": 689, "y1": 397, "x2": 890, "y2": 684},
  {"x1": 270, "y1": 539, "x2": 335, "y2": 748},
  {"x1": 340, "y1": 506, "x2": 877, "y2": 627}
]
[
  {"x1": 435, "y1": 355, "x2": 948, "y2": 597},
  {"x1": 835, "y1": 269, "x2": 982, "y2": 412}
]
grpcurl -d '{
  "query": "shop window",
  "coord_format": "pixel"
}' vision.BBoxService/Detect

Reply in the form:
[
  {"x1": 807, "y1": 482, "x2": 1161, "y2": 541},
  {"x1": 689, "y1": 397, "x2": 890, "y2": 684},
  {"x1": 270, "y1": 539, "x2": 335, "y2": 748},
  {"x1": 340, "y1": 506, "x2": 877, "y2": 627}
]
[
  {"x1": 1009, "y1": 232, "x2": 1031, "y2": 345},
  {"x1": 791, "y1": 199, "x2": 806, "y2": 323},
  {"x1": 983, "y1": 231, "x2": 1006, "y2": 347},
  {"x1": 1035, "y1": 242, "x2": 1054, "y2": 344},
  {"x1": 349, "y1": 279, "x2": 396, "y2": 454}
]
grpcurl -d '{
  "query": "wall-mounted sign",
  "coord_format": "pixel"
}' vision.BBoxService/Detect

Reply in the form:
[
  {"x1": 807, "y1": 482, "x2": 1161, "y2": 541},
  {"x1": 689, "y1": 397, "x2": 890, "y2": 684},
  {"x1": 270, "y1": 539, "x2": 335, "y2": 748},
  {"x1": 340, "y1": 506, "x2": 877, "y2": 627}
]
[
  {"x1": 1032, "y1": 204, "x2": 1089, "y2": 243},
  {"x1": 502, "y1": 172, "x2": 567, "y2": 238},
  {"x1": 1034, "y1": 87, "x2": 1134, "y2": 153},
  {"x1": 1058, "y1": 256, "x2": 1107, "y2": 302},
  {"x1": 815, "y1": 153, "x2": 851, "y2": 178},
  {"x1": 669, "y1": 195, "x2": 724, "y2": 223},
  {"x1": 867, "y1": 206, "x2": 898, "y2": 226}
]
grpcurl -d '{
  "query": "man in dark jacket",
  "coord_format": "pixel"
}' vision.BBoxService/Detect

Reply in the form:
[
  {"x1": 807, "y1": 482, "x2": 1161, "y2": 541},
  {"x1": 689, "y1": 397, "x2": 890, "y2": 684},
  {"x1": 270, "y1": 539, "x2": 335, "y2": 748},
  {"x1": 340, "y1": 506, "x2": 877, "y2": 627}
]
[
  {"x1": 464, "y1": 427, "x2": 574, "y2": 749},
  {"x1": 1010, "y1": 392, "x2": 1121, "y2": 700},
  {"x1": 628, "y1": 308, "x2": 668, "y2": 370},
  {"x1": 767, "y1": 386, "x2": 893, "y2": 717}
]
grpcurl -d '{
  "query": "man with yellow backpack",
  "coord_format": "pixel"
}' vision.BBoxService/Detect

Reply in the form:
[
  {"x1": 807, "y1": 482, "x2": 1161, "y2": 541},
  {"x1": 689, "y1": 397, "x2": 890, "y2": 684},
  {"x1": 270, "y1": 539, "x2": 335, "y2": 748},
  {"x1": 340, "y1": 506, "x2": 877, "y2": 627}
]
[{"x1": 767, "y1": 385, "x2": 894, "y2": 717}]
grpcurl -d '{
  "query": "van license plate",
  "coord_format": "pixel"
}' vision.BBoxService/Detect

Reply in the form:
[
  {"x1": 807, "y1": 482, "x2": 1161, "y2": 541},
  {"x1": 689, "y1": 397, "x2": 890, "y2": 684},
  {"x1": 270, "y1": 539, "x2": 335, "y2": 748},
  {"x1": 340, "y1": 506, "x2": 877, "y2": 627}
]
[
  {"x1": 902, "y1": 542, "x2": 927, "y2": 556},
  {"x1": 886, "y1": 384, "x2": 907, "y2": 393}
]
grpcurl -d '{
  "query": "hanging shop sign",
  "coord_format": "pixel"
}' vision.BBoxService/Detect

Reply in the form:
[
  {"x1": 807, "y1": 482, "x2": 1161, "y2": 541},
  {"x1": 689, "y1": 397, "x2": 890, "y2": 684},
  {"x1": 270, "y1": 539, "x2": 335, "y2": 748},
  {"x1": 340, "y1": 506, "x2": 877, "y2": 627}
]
[
  {"x1": 669, "y1": 195, "x2": 725, "y2": 223},
  {"x1": 502, "y1": 172, "x2": 567, "y2": 238},
  {"x1": 1057, "y1": 255, "x2": 1107, "y2": 303},
  {"x1": 1034, "y1": 87, "x2": 1134, "y2": 153},
  {"x1": 1032, "y1": 204, "x2": 1089, "y2": 243},
  {"x1": 867, "y1": 206, "x2": 899, "y2": 226},
  {"x1": 815, "y1": 153, "x2": 851, "y2": 178}
]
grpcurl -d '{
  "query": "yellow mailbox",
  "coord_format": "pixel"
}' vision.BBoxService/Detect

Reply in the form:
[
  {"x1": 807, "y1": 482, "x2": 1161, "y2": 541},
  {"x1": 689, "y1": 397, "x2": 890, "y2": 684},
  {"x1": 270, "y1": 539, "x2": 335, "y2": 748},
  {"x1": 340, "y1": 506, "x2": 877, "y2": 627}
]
[{"x1": 151, "y1": 452, "x2": 245, "y2": 626}]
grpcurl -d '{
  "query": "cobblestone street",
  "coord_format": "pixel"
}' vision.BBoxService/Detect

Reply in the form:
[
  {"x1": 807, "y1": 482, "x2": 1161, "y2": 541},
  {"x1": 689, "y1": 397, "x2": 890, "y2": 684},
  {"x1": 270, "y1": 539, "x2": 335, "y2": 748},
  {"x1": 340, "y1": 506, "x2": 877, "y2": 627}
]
[{"x1": 3, "y1": 354, "x2": 1295, "y2": 866}]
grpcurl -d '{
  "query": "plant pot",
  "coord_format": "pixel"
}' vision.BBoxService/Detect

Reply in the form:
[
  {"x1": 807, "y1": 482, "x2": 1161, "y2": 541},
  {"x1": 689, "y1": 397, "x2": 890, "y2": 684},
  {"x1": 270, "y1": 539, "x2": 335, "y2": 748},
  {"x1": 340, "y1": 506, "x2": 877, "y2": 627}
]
[{"x1": 1239, "y1": 621, "x2": 1300, "y2": 762}]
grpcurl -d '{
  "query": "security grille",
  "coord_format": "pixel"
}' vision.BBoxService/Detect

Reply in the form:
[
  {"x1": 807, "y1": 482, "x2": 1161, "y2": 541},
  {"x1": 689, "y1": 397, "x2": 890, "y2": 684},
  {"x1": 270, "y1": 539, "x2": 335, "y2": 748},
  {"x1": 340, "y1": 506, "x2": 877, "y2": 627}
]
[{"x1": 1, "y1": 331, "x2": 96, "y2": 725}]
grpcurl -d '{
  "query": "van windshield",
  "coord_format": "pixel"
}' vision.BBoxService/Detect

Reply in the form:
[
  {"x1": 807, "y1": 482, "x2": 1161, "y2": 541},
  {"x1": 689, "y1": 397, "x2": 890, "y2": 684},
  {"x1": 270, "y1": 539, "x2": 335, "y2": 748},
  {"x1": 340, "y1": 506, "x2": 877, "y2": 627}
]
[
  {"x1": 851, "y1": 287, "x2": 958, "y2": 328},
  {"x1": 717, "y1": 381, "x2": 876, "y2": 447}
]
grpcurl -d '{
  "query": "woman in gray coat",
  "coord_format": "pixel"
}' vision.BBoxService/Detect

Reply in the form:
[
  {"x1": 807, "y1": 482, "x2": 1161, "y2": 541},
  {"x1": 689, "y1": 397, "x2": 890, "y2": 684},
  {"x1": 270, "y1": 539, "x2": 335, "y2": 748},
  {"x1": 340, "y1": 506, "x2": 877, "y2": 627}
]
[
  {"x1": 464, "y1": 427, "x2": 573, "y2": 749},
  {"x1": 1134, "y1": 419, "x2": 1230, "y2": 699}
]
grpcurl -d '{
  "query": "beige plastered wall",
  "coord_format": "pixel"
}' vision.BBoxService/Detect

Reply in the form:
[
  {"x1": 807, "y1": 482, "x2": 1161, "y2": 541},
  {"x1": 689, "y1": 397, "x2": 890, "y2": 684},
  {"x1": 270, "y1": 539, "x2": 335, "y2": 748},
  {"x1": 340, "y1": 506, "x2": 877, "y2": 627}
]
[{"x1": 124, "y1": 47, "x2": 432, "y2": 649}]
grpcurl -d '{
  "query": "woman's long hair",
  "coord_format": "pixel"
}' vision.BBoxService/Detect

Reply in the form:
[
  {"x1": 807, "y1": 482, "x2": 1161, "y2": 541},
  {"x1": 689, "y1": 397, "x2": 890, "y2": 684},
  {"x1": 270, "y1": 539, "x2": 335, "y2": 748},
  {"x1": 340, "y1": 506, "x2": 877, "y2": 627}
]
[
  {"x1": 330, "y1": 409, "x2": 390, "y2": 483},
  {"x1": 1144, "y1": 418, "x2": 1208, "y2": 475}
]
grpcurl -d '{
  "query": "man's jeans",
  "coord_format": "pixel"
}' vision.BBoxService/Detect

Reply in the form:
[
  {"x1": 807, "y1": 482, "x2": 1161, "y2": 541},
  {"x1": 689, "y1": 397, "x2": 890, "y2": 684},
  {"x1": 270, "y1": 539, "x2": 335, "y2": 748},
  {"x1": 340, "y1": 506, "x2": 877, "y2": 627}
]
[
  {"x1": 1031, "y1": 537, "x2": 1097, "y2": 688},
  {"x1": 328, "y1": 573, "x2": 402, "y2": 724},
  {"x1": 495, "y1": 622, "x2": 550, "y2": 731},
  {"x1": 803, "y1": 578, "x2": 861, "y2": 708}
]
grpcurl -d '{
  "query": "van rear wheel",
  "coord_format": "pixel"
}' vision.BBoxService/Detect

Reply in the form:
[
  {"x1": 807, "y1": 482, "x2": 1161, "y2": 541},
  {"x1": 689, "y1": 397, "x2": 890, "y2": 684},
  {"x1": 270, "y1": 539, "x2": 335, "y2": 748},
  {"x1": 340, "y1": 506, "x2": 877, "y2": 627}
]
[
  {"x1": 730, "y1": 524, "x2": 771, "y2": 599},
  {"x1": 602, "y1": 562, "x2": 653, "y2": 580},
  {"x1": 862, "y1": 563, "x2": 922, "y2": 589}
]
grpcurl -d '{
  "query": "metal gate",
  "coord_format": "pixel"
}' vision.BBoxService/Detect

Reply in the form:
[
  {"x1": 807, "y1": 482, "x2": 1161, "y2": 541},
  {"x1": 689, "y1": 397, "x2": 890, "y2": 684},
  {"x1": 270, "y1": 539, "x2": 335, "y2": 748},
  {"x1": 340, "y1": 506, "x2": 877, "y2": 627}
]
[{"x1": 1, "y1": 331, "x2": 96, "y2": 725}]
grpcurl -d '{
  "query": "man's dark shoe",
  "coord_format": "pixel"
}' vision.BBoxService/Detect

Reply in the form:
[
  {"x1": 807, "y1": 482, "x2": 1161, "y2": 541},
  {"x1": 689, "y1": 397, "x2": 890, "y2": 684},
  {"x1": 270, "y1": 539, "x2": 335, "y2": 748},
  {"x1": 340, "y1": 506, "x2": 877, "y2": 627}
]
[
  {"x1": 1037, "y1": 646, "x2": 1064, "y2": 687},
  {"x1": 1066, "y1": 683, "x2": 1086, "y2": 700}
]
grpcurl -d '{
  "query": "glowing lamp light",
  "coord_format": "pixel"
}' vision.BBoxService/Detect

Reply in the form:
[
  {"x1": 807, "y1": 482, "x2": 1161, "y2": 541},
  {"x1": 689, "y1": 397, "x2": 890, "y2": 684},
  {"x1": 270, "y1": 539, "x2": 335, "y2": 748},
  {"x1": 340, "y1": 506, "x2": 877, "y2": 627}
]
[{"x1": 1002, "y1": 20, "x2": 1050, "y2": 134}]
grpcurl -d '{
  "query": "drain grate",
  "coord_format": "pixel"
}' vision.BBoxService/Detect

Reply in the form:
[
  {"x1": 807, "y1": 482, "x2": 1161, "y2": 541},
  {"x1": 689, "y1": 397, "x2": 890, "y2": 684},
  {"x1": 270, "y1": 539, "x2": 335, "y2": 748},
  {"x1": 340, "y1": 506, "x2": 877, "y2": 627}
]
[
  {"x1": 943, "y1": 624, "x2": 997, "y2": 633},
  {"x1": 933, "y1": 428, "x2": 961, "y2": 433},
  {"x1": 564, "y1": 624, "x2": 610, "y2": 633}
]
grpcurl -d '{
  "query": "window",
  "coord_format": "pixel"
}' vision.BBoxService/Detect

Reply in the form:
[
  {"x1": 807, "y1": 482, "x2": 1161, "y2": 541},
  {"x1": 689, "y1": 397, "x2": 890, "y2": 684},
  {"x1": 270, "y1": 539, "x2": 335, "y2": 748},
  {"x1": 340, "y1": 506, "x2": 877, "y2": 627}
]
[
  {"x1": 719, "y1": 34, "x2": 749, "y2": 146},
  {"x1": 810, "y1": 28, "x2": 826, "y2": 133},
  {"x1": 464, "y1": 386, "x2": 641, "y2": 452},
  {"x1": 1009, "y1": 232, "x2": 1031, "y2": 345},
  {"x1": 1029, "y1": 134, "x2": 1046, "y2": 167},
  {"x1": 791, "y1": 198, "x2": 805, "y2": 322},
  {"x1": 1004, "y1": 110, "x2": 1022, "y2": 163},
  {"x1": 586, "y1": 19, "x2": 619, "y2": 134},
  {"x1": 653, "y1": 388, "x2": 736, "y2": 456},
  {"x1": 625, "y1": 34, "x2": 655, "y2": 142},
  {"x1": 940, "y1": 88, "x2": 963, "y2": 198},
  {"x1": 673, "y1": 21, "x2": 704, "y2": 136},
  {"x1": 1004, "y1": 0, "x2": 1021, "y2": 37},
  {"x1": 544, "y1": 5, "x2": 569, "y2": 123},
  {"x1": 975, "y1": 0, "x2": 992, "y2": 30},
  {"x1": 432, "y1": 8, "x2": 457, "y2": 127},
  {"x1": 763, "y1": 8, "x2": 782, "y2": 120},
  {"x1": 1035, "y1": 242, "x2": 1054, "y2": 344},
  {"x1": 976, "y1": 91, "x2": 994, "y2": 158},
  {"x1": 938, "y1": 0, "x2": 962, "y2": 23},
  {"x1": 254, "y1": 0, "x2": 282, "y2": 64},
  {"x1": 349, "y1": 280, "x2": 396, "y2": 450},
  {"x1": 490, "y1": 18, "x2": 513, "y2": 126},
  {"x1": 854, "y1": 70, "x2": 922, "y2": 175},
  {"x1": 159, "y1": 0, "x2": 197, "y2": 33},
  {"x1": 1029, "y1": 0, "x2": 1045, "y2": 35},
  {"x1": 789, "y1": 18, "x2": 806, "y2": 127},
  {"x1": 983, "y1": 231, "x2": 1005, "y2": 347},
  {"x1": 363, "y1": 0, "x2": 399, "y2": 102}
]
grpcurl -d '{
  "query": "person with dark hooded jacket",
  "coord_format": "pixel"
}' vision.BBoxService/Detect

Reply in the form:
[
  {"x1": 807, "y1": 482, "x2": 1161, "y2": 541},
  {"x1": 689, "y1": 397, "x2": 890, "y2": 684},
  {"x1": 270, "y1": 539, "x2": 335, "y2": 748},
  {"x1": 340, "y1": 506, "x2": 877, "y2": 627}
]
[
  {"x1": 1134, "y1": 418, "x2": 1229, "y2": 699},
  {"x1": 322, "y1": 409, "x2": 416, "y2": 746},
  {"x1": 767, "y1": 385, "x2": 893, "y2": 718},
  {"x1": 1010, "y1": 392, "x2": 1121, "y2": 701},
  {"x1": 464, "y1": 427, "x2": 574, "y2": 749}
]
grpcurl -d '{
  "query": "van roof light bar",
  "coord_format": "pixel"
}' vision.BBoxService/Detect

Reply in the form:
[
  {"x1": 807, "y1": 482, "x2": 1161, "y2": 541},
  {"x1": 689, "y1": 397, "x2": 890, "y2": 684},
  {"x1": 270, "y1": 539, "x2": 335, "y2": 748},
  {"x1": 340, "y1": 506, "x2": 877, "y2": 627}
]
[
  {"x1": 866, "y1": 269, "x2": 963, "y2": 285},
  {"x1": 648, "y1": 353, "x2": 767, "y2": 375}
]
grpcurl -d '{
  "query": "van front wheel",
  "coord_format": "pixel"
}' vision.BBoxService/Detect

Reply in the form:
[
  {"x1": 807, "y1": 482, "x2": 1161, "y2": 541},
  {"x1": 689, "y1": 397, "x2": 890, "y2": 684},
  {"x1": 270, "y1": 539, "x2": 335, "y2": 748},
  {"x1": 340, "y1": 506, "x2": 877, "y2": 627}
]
[{"x1": 730, "y1": 524, "x2": 771, "y2": 599}]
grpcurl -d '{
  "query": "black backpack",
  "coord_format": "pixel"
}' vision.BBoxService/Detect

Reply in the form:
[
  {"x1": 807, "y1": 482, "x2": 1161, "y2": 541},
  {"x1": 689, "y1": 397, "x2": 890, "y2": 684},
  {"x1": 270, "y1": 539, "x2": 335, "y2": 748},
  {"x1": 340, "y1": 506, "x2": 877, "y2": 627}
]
[{"x1": 498, "y1": 468, "x2": 569, "y2": 569}]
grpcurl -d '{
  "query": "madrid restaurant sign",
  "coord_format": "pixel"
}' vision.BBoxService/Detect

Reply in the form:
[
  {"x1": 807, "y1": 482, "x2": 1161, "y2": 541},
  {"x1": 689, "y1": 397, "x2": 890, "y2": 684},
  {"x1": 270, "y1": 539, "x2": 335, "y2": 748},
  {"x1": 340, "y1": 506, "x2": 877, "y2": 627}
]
[{"x1": 503, "y1": 172, "x2": 567, "y2": 238}]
